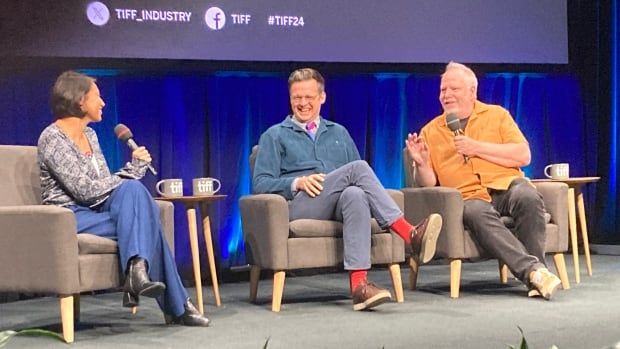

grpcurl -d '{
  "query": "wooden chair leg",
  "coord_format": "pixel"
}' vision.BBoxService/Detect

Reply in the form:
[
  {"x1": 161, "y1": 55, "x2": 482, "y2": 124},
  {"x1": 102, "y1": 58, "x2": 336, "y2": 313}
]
[
  {"x1": 250, "y1": 265, "x2": 261, "y2": 303},
  {"x1": 388, "y1": 263, "x2": 404, "y2": 303},
  {"x1": 553, "y1": 253, "x2": 571, "y2": 290},
  {"x1": 272, "y1": 270, "x2": 286, "y2": 312},
  {"x1": 59, "y1": 295, "x2": 74, "y2": 343},
  {"x1": 73, "y1": 293, "x2": 80, "y2": 324},
  {"x1": 499, "y1": 261, "x2": 508, "y2": 284},
  {"x1": 408, "y1": 257, "x2": 419, "y2": 290},
  {"x1": 450, "y1": 259, "x2": 462, "y2": 299}
]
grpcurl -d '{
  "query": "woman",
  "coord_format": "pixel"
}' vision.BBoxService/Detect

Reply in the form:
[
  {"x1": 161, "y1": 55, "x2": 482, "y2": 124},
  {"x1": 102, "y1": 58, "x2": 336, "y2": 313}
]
[{"x1": 37, "y1": 71, "x2": 209, "y2": 327}]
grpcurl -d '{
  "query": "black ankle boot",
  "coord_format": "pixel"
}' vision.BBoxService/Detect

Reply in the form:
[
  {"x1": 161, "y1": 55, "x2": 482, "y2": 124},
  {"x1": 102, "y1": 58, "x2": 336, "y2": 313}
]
[
  {"x1": 122, "y1": 291, "x2": 139, "y2": 308},
  {"x1": 124, "y1": 257, "x2": 166, "y2": 300},
  {"x1": 165, "y1": 299, "x2": 210, "y2": 327}
]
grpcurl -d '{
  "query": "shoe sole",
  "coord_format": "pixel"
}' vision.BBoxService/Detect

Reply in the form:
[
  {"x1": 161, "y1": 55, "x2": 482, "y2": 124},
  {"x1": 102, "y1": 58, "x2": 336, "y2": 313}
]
[
  {"x1": 352, "y1": 291, "x2": 392, "y2": 311},
  {"x1": 418, "y1": 214, "x2": 442, "y2": 264},
  {"x1": 139, "y1": 283, "x2": 166, "y2": 298},
  {"x1": 527, "y1": 289, "x2": 541, "y2": 298}
]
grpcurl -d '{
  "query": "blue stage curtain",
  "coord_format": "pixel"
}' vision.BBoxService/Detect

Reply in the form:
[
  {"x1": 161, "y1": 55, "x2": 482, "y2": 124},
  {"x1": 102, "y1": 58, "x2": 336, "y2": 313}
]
[
  {"x1": 600, "y1": 0, "x2": 620, "y2": 241},
  {"x1": 0, "y1": 69, "x2": 601, "y2": 275}
]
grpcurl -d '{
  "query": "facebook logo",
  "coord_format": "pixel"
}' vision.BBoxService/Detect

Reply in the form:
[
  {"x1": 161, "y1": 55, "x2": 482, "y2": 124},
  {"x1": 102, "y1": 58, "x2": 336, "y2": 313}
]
[{"x1": 205, "y1": 7, "x2": 226, "y2": 30}]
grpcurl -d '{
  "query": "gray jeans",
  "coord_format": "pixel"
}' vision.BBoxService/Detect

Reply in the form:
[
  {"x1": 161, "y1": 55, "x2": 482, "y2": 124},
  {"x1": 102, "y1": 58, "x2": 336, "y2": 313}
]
[
  {"x1": 288, "y1": 160, "x2": 402, "y2": 270},
  {"x1": 463, "y1": 178, "x2": 547, "y2": 285}
]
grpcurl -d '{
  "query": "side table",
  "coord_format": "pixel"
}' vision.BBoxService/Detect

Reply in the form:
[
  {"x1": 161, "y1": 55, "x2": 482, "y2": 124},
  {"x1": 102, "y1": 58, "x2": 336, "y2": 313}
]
[
  {"x1": 531, "y1": 177, "x2": 600, "y2": 283},
  {"x1": 156, "y1": 194, "x2": 226, "y2": 314}
]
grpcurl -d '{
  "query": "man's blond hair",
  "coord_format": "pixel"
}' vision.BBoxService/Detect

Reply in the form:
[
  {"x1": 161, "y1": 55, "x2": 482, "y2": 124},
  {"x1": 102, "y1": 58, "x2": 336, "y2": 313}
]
[
  {"x1": 288, "y1": 68, "x2": 325, "y2": 93},
  {"x1": 443, "y1": 61, "x2": 478, "y2": 94}
]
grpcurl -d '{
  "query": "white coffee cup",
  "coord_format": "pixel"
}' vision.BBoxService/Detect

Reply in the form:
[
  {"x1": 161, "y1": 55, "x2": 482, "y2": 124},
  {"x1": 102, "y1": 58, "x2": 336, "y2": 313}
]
[
  {"x1": 192, "y1": 177, "x2": 221, "y2": 196},
  {"x1": 544, "y1": 163, "x2": 569, "y2": 180},
  {"x1": 156, "y1": 178, "x2": 184, "y2": 197}
]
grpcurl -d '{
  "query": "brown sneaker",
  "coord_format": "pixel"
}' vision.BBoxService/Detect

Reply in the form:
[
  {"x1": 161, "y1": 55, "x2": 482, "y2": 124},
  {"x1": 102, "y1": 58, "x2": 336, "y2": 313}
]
[
  {"x1": 529, "y1": 268, "x2": 561, "y2": 300},
  {"x1": 351, "y1": 281, "x2": 392, "y2": 311},
  {"x1": 410, "y1": 213, "x2": 442, "y2": 264}
]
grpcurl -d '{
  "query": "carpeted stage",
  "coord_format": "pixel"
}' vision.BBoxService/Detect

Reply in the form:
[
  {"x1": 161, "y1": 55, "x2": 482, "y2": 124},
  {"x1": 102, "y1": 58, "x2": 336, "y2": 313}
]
[{"x1": 1, "y1": 254, "x2": 619, "y2": 349}]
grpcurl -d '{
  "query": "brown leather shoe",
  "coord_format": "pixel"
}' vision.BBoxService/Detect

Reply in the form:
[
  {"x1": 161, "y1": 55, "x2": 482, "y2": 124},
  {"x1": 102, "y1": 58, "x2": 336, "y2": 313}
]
[
  {"x1": 410, "y1": 213, "x2": 442, "y2": 264},
  {"x1": 351, "y1": 281, "x2": 392, "y2": 311}
]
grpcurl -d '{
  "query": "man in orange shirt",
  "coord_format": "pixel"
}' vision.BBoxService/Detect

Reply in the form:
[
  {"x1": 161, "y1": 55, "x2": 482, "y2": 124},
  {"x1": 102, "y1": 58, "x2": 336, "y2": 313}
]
[{"x1": 406, "y1": 62, "x2": 562, "y2": 299}]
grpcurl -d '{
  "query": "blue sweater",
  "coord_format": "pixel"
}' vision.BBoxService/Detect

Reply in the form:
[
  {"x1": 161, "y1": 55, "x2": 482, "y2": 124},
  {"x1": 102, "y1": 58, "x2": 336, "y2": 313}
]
[{"x1": 253, "y1": 116, "x2": 361, "y2": 200}]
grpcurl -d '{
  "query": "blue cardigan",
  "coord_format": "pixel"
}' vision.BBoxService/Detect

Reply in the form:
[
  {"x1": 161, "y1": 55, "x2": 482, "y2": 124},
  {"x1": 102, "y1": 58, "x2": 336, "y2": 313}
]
[{"x1": 253, "y1": 116, "x2": 361, "y2": 200}]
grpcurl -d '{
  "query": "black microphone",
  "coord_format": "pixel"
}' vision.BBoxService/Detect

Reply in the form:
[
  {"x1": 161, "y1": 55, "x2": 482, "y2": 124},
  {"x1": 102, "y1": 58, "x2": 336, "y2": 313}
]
[
  {"x1": 445, "y1": 113, "x2": 469, "y2": 163},
  {"x1": 114, "y1": 123, "x2": 157, "y2": 175}
]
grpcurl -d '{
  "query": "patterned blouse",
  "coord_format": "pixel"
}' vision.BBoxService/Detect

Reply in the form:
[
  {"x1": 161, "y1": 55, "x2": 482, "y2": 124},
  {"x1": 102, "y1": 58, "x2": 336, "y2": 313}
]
[{"x1": 37, "y1": 123, "x2": 148, "y2": 208}]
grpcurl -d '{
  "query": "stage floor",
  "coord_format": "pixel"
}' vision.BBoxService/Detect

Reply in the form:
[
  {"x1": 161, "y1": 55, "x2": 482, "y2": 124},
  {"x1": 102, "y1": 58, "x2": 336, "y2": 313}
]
[{"x1": 2, "y1": 254, "x2": 619, "y2": 348}]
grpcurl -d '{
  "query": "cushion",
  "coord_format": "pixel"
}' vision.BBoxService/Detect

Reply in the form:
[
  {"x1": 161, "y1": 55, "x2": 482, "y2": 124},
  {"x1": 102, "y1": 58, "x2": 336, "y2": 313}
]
[
  {"x1": 289, "y1": 218, "x2": 386, "y2": 238},
  {"x1": 77, "y1": 233, "x2": 118, "y2": 254}
]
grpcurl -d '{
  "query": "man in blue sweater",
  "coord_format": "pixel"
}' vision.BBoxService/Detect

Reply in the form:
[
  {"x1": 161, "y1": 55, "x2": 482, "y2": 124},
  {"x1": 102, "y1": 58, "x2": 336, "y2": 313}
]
[{"x1": 253, "y1": 68, "x2": 442, "y2": 310}]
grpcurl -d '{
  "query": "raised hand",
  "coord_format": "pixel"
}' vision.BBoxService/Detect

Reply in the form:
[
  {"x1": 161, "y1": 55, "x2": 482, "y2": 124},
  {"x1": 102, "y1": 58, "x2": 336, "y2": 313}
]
[{"x1": 405, "y1": 133, "x2": 430, "y2": 167}]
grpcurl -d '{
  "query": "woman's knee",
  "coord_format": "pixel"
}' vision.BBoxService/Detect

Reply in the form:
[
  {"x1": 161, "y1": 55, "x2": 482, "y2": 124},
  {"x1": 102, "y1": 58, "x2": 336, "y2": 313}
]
[
  {"x1": 112, "y1": 180, "x2": 152, "y2": 202},
  {"x1": 117, "y1": 180, "x2": 148, "y2": 193}
]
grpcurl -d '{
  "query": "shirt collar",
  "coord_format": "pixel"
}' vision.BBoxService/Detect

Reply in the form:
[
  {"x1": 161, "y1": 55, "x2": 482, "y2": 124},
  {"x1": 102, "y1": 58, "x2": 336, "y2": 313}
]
[
  {"x1": 438, "y1": 100, "x2": 488, "y2": 127},
  {"x1": 290, "y1": 116, "x2": 321, "y2": 130}
]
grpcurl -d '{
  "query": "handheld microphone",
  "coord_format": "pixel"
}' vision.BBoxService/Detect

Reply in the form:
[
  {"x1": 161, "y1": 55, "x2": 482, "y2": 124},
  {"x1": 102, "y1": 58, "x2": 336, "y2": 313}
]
[
  {"x1": 445, "y1": 113, "x2": 469, "y2": 163},
  {"x1": 114, "y1": 123, "x2": 157, "y2": 175}
]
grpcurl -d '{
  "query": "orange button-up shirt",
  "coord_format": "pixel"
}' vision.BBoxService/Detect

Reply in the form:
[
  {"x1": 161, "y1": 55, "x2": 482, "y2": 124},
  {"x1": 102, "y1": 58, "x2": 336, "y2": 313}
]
[{"x1": 420, "y1": 101, "x2": 527, "y2": 202}]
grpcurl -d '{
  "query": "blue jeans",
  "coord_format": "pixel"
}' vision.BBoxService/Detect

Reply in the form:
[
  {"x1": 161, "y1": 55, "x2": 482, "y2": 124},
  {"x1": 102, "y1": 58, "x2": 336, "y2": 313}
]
[{"x1": 69, "y1": 180, "x2": 188, "y2": 317}]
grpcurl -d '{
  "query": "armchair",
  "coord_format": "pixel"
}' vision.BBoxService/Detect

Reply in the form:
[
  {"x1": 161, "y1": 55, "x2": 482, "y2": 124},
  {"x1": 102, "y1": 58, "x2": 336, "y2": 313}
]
[
  {"x1": 0, "y1": 145, "x2": 175, "y2": 343},
  {"x1": 239, "y1": 146, "x2": 405, "y2": 312},
  {"x1": 401, "y1": 149, "x2": 570, "y2": 298}
]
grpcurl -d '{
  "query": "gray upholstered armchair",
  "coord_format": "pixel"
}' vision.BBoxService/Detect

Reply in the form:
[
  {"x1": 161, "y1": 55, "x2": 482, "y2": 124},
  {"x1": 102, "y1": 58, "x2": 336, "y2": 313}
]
[
  {"x1": 0, "y1": 145, "x2": 175, "y2": 343},
  {"x1": 239, "y1": 146, "x2": 405, "y2": 312},
  {"x1": 401, "y1": 149, "x2": 570, "y2": 298}
]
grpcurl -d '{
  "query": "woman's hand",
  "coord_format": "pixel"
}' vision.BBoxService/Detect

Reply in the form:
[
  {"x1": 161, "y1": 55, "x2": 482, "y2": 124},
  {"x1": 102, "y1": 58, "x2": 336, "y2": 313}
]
[{"x1": 132, "y1": 146, "x2": 152, "y2": 163}]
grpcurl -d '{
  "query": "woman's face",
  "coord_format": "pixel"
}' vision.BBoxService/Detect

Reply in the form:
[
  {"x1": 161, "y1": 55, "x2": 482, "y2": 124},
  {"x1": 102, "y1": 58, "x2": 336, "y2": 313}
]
[{"x1": 81, "y1": 83, "x2": 105, "y2": 122}]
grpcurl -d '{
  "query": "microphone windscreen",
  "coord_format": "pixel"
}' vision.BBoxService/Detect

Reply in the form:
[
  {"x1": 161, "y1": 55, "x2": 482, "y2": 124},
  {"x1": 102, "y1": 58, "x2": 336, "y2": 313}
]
[
  {"x1": 446, "y1": 113, "x2": 461, "y2": 133},
  {"x1": 114, "y1": 123, "x2": 133, "y2": 142}
]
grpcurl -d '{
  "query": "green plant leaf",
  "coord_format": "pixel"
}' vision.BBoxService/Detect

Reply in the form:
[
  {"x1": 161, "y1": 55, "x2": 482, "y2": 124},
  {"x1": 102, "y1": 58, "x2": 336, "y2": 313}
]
[
  {"x1": 262, "y1": 336, "x2": 270, "y2": 349},
  {"x1": 0, "y1": 331, "x2": 18, "y2": 348},
  {"x1": 15, "y1": 329, "x2": 65, "y2": 342},
  {"x1": 0, "y1": 328, "x2": 64, "y2": 348},
  {"x1": 517, "y1": 326, "x2": 529, "y2": 349}
]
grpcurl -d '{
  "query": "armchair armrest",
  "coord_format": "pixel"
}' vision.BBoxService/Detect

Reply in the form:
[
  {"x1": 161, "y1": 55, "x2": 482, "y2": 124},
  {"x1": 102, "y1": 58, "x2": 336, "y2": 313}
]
[
  {"x1": 386, "y1": 189, "x2": 404, "y2": 211},
  {"x1": 0, "y1": 205, "x2": 80, "y2": 294},
  {"x1": 532, "y1": 182, "x2": 569, "y2": 237},
  {"x1": 401, "y1": 187, "x2": 469, "y2": 258},
  {"x1": 239, "y1": 194, "x2": 290, "y2": 269},
  {"x1": 155, "y1": 200, "x2": 175, "y2": 252}
]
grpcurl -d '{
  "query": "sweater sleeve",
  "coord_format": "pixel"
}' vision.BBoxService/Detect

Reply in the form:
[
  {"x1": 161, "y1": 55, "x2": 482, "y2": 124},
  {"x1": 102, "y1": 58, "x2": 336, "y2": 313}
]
[{"x1": 252, "y1": 129, "x2": 296, "y2": 200}]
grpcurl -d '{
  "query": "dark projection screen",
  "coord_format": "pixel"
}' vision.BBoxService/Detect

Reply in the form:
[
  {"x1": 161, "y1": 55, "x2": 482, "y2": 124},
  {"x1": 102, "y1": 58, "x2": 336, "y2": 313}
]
[{"x1": 0, "y1": 0, "x2": 568, "y2": 64}]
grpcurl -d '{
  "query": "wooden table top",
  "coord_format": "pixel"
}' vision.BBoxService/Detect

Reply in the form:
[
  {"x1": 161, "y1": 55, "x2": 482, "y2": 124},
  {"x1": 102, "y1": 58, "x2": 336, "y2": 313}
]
[
  {"x1": 155, "y1": 194, "x2": 227, "y2": 204},
  {"x1": 530, "y1": 176, "x2": 600, "y2": 185}
]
